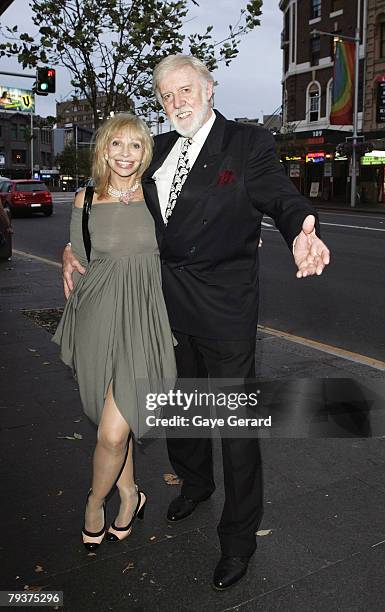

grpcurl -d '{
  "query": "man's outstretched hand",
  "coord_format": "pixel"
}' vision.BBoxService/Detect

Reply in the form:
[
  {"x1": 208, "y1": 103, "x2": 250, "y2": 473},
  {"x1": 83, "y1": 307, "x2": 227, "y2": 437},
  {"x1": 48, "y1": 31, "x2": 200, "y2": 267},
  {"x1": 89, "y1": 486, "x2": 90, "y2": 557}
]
[
  {"x1": 62, "y1": 244, "x2": 86, "y2": 299},
  {"x1": 293, "y1": 215, "x2": 330, "y2": 278}
]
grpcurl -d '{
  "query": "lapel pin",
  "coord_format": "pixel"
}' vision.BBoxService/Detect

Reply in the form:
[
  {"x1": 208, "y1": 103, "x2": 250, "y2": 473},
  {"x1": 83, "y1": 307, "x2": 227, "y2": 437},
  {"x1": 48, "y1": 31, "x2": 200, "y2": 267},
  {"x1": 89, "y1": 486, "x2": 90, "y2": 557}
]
[{"x1": 203, "y1": 164, "x2": 207, "y2": 168}]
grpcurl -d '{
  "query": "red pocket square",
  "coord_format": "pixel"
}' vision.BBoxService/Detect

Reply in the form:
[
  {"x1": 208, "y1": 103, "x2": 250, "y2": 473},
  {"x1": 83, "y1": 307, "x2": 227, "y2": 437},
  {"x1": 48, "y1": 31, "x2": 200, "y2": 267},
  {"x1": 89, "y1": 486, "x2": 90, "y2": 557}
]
[{"x1": 217, "y1": 169, "x2": 236, "y2": 186}]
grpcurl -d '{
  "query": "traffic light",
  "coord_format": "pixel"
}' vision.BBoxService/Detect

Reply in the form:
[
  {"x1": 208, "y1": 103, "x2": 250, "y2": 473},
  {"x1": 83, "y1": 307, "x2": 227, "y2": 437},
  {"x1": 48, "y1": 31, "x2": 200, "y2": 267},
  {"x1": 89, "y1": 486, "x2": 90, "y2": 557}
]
[{"x1": 36, "y1": 67, "x2": 56, "y2": 95}]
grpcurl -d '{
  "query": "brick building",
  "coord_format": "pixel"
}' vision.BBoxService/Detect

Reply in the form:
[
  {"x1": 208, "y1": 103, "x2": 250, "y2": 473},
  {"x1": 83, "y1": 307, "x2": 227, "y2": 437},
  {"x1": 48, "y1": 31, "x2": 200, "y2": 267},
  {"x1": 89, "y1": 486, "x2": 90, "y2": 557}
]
[{"x1": 279, "y1": 0, "x2": 366, "y2": 201}]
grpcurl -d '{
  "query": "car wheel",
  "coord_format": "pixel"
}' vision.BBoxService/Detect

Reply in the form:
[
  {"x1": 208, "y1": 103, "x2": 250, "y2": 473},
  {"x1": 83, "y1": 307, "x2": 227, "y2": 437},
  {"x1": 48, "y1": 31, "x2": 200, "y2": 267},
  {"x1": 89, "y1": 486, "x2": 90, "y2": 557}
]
[{"x1": 43, "y1": 206, "x2": 53, "y2": 217}]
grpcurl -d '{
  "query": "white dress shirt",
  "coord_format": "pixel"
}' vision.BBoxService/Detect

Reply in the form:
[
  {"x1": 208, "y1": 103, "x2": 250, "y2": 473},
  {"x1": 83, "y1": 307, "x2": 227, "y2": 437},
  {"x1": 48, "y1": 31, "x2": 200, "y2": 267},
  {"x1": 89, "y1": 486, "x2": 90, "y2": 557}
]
[{"x1": 153, "y1": 111, "x2": 216, "y2": 221}]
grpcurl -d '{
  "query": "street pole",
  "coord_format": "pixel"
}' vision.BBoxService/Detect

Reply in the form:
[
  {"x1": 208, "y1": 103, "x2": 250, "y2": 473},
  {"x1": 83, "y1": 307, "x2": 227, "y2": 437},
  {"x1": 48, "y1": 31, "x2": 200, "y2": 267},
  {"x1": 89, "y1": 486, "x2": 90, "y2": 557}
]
[
  {"x1": 75, "y1": 124, "x2": 78, "y2": 190},
  {"x1": 351, "y1": 0, "x2": 361, "y2": 208},
  {"x1": 311, "y1": 0, "x2": 362, "y2": 208},
  {"x1": 30, "y1": 108, "x2": 34, "y2": 179}
]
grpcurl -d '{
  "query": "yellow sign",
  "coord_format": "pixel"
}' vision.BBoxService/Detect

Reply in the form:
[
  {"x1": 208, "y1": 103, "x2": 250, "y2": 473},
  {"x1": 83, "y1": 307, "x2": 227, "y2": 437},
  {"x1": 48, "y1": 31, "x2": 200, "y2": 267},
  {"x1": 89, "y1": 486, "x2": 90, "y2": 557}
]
[{"x1": 0, "y1": 85, "x2": 35, "y2": 113}]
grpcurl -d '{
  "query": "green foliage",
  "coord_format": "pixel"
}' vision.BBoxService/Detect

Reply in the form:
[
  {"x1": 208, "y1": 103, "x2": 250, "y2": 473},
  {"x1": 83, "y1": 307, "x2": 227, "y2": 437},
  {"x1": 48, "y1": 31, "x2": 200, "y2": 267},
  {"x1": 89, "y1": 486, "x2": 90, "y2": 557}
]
[
  {"x1": 55, "y1": 144, "x2": 92, "y2": 177},
  {"x1": 0, "y1": 0, "x2": 263, "y2": 126}
]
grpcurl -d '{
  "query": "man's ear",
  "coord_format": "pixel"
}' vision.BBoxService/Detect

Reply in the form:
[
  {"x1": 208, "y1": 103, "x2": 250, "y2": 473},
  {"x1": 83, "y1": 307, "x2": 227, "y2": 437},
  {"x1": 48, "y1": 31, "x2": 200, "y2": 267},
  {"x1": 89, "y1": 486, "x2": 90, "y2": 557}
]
[{"x1": 206, "y1": 80, "x2": 214, "y2": 102}]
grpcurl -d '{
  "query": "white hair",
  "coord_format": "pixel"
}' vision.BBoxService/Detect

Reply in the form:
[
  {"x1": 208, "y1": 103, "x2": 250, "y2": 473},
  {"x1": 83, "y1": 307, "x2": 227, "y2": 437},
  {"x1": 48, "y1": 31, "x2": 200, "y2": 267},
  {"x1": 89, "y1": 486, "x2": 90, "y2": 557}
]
[{"x1": 152, "y1": 54, "x2": 214, "y2": 103}]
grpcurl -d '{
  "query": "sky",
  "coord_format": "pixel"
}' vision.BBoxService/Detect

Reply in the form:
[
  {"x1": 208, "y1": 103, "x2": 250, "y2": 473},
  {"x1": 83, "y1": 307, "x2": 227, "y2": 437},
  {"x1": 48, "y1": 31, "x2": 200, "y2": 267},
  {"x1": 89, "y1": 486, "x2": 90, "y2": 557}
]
[{"x1": 0, "y1": 0, "x2": 283, "y2": 122}]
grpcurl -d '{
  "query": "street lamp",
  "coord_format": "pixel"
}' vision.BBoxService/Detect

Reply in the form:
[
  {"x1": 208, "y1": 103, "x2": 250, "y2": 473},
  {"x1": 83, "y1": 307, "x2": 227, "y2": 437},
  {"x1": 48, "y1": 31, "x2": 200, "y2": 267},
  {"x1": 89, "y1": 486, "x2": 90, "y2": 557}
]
[{"x1": 311, "y1": 0, "x2": 361, "y2": 208}]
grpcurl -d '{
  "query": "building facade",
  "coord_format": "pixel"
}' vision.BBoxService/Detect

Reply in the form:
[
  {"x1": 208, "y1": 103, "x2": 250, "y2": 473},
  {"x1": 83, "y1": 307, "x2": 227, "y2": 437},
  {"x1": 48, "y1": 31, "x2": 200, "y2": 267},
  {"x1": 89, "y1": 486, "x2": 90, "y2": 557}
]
[
  {"x1": 0, "y1": 112, "x2": 53, "y2": 179},
  {"x1": 279, "y1": 0, "x2": 367, "y2": 202},
  {"x1": 362, "y1": 0, "x2": 385, "y2": 202},
  {"x1": 56, "y1": 93, "x2": 133, "y2": 130}
]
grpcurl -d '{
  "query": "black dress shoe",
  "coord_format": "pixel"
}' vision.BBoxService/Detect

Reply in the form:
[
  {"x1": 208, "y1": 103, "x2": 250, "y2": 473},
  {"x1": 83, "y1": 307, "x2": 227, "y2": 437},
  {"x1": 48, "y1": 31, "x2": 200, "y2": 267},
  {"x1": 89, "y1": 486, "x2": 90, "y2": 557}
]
[
  {"x1": 167, "y1": 494, "x2": 203, "y2": 522},
  {"x1": 212, "y1": 555, "x2": 250, "y2": 590}
]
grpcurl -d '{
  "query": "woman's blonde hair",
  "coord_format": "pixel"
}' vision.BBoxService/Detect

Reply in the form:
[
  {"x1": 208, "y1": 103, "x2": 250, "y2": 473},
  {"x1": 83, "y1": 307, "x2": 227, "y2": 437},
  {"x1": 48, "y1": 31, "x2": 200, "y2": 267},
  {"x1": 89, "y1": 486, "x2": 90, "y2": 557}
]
[{"x1": 92, "y1": 113, "x2": 153, "y2": 198}]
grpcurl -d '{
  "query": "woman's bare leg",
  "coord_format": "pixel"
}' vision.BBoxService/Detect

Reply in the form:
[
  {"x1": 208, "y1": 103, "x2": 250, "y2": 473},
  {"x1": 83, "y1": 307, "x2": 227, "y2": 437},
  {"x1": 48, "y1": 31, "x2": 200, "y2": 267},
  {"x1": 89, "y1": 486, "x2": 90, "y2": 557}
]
[
  {"x1": 83, "y1": 383, "x2": 130, "y2": 539},
  {"x1": 110, "y1": 436, "x2": 144, "y2": 530}
]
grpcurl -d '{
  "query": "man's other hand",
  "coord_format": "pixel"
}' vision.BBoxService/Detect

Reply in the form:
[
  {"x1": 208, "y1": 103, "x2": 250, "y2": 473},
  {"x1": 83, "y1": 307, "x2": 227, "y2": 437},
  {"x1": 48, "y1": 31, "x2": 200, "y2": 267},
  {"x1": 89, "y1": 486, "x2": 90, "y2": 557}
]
[
  {"x1": 293, "y1": 215, "x2": 330, "y2": 278},
  {"x1": 62, "y1": 244, "x2": 86, "y2": 299}
]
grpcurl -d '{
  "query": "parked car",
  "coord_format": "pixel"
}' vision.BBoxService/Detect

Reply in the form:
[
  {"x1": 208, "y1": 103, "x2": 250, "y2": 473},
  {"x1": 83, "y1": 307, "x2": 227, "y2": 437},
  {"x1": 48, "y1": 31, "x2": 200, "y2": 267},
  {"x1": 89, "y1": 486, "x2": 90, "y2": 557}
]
[{"x1": 0, "y1": 179, "x2": 53, "y2": 216}]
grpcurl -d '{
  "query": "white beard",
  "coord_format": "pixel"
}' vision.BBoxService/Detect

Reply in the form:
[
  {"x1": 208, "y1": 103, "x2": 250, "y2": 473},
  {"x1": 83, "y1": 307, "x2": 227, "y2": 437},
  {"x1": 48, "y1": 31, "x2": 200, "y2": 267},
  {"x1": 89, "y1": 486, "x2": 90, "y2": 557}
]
[{"x1": 170, "y1": 97, "x2": 211, "y2": 138}]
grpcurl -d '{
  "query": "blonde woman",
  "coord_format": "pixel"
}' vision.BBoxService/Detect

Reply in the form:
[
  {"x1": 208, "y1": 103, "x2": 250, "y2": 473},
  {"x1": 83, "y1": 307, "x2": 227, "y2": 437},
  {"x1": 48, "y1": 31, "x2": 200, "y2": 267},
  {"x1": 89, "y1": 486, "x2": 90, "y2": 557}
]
[{"x1": 53, "y1": 113, "x2": 176, "y2": 551}]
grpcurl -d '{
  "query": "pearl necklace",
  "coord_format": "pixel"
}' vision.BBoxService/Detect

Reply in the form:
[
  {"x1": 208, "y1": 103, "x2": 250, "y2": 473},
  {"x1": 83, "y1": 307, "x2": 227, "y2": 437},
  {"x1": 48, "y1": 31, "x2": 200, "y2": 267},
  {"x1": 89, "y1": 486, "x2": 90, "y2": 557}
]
[{"x1": 108, "y1": 181, "x2": 140, "y2": 204}]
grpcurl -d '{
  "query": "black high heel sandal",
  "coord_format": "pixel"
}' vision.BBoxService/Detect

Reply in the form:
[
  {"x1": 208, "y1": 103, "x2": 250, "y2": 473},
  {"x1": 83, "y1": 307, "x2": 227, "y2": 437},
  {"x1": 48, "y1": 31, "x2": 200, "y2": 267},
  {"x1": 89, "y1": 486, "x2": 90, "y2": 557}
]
[
  {"x1": 106, "y1": 486, "x2": 146, "y2": 542},
  {"x1": 82, "y1": 489, "x2": 106, "y2": 551}
]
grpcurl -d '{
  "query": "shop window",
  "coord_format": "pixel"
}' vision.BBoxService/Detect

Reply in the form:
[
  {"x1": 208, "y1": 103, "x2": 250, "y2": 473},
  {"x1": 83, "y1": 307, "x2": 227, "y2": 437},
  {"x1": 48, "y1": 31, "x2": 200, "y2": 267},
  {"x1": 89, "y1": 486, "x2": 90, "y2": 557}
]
[
  {"x1": 380, "y1": 22, "x2": 385, "y2": 58},
  {"x1": 310, "y1": 0, "x2": 321, "y2": 19},
  {"x1": 331, "y1": 0, "x2": 343, "y2": 12},
  {"x1": 310, "y1": 36, "x2": 321, "y2": 66},
  {"x1": 307, "y1": 82, "x2": 321, "y2": 122},
  {"x1": 12, "y1": 150, "x2": 26, "y2": 164}
]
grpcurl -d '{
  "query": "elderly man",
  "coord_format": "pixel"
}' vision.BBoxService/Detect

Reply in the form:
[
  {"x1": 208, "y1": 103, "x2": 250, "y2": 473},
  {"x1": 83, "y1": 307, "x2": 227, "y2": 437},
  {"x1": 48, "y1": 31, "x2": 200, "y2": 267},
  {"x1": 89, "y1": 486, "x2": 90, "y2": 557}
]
[{"x1": 63, "y1": 54, "x2": 330, "y2": 590}]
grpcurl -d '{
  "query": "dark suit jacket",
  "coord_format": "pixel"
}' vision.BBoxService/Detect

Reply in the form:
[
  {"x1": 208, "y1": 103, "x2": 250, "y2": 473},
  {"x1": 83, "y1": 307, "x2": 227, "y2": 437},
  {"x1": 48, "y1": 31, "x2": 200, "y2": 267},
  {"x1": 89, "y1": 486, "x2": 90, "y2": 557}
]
[{"x1": 142, "y1": 110, "x2": 319, "y2": 340}]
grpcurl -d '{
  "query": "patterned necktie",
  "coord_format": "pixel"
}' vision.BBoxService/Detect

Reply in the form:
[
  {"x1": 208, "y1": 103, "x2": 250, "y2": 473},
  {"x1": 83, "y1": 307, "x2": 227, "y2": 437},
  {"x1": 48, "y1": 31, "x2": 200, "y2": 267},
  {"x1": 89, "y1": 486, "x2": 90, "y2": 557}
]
[{"x1": 164, "y1": 137, "x2": 192, "y2": 224}]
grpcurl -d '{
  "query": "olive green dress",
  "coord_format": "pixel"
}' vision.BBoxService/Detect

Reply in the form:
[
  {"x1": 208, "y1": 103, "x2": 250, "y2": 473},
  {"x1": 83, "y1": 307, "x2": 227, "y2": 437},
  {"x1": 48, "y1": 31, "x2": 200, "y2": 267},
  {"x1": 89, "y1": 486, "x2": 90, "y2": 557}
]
[{"x1": 52, "y1": 201, "x2": 177, "y2": 438}]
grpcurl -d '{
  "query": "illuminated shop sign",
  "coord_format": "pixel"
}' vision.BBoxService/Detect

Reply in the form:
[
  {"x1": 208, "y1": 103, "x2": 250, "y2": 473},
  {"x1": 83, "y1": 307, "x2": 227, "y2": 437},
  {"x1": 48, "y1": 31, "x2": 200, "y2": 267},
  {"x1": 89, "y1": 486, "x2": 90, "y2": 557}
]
[{"x1": 306, "y1": 152, "x2": 325, "y2": 163}]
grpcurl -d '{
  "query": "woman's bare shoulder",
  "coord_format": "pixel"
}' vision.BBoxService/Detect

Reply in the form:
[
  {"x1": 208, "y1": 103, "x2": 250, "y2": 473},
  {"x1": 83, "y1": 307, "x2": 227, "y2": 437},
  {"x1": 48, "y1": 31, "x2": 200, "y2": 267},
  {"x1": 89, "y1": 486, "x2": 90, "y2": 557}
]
[{"x1": 73, "y1": 189, "x2": 85, "y2": 209}]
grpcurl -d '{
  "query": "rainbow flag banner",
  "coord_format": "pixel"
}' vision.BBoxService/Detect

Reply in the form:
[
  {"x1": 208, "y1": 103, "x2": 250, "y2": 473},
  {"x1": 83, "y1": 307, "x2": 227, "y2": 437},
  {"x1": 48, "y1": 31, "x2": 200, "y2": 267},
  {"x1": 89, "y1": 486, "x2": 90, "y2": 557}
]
[{"x1": 330, "y1": 40, "x2": 355, "y2": 125}]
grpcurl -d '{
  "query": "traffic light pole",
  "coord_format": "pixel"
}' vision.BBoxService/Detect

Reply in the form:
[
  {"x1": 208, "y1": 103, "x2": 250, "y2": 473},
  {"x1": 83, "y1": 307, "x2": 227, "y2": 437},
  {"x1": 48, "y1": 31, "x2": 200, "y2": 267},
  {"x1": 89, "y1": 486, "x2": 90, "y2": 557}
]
[{"x1": 351, "y1": 0, "x2": 361, "y2": 209}]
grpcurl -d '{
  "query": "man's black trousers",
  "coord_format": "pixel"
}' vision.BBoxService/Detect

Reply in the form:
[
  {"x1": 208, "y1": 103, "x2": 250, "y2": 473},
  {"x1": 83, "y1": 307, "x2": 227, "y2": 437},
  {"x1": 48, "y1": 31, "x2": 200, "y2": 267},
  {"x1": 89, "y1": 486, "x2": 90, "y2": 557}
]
[{"x1": 167, "y1": 331, "x2": 263, "y2": 557}]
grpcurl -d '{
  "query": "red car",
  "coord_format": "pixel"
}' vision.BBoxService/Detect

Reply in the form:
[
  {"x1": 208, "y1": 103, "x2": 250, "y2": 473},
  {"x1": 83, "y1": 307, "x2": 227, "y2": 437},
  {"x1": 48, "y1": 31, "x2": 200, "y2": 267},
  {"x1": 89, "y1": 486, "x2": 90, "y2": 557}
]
[{"x1": 0, "y1": 179, "x2": 53, "y2": 216}]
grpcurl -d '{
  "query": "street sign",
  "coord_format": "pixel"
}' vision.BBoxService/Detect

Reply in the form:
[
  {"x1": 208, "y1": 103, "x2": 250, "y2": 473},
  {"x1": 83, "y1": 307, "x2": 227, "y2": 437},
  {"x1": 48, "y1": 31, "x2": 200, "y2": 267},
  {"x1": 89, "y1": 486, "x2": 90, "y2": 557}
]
[
  {"x1": 310, "y1": 182, "x2": 320, "y2": 197},
  {"x1": 289, "y1": 163, "x2": 301, "y2": 178},
  {"x1": 324, "y1": 162, "x2": 333, "y2": 177}
]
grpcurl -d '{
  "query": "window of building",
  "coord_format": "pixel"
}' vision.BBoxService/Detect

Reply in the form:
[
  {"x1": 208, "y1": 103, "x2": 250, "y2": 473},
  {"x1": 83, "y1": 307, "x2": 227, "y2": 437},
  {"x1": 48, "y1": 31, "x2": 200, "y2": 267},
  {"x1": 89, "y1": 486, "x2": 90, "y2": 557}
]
[
  {"x1": 311, "y1": 0, "x2": 321, "y2": 19},
  {"x1": 12, "y1": 150, "x2": 26, "y2": 164},
  {"x1": 283, "y1": 9, "x2": 290, "y2": 73},
  {"x1": 283, "y1": 90, "x2": 288, "y2": 126},
  {"x1": 308, "y1": 82, "x2": 321, "y2": 122},
  {"x1": 310, "y1": 36, "x2": 321, "y2": 66},
  {"x1": 327, "y1": 79, "x2": 334, "y2": 120},
  {"x1": 380, "y1": 22, "x2": 385, "y2": 58},
  {"x1": 19, "y1": 125, "x2": 27, "y2": 141},
  {"x1": 330, "y1": 31, "x2": 342, "y2": 58},
  {"x1": 10, "y1": 124, "x2": 17, "y2": 139},
  {"x1": 291, "y1": 2, "x2": 296, "y2": 64},
  {"x1": 331, "y1": 0, "x2": 343, "y2": 12}
]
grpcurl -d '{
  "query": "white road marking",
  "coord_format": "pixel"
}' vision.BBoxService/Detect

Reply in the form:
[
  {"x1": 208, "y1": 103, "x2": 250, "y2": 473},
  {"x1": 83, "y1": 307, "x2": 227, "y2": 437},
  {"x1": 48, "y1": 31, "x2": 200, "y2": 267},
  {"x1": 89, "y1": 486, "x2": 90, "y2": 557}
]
[
  {"x1": 262, "y1": 219, "x2": 385, "y2": 232},
  {"x1": 321, "y1": 222, "x2": 385, "y2": 232},
  {"x1": 13, "y1": 249, "x2": 61, "y2": 268}
]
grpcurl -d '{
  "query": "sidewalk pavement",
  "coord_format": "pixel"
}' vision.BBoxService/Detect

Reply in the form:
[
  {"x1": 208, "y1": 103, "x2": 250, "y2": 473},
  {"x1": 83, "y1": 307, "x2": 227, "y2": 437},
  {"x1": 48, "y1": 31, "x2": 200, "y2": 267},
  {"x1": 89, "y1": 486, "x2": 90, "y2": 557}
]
[{"x1": 1, "y1": 253, "x2": 385, "y2": 612}]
